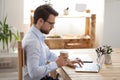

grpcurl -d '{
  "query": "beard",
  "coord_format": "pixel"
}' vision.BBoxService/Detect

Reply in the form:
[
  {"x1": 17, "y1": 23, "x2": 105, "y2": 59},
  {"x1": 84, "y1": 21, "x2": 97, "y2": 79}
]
[{"x1": 40, "y1": 28, "x2": 49, "y2": 34}]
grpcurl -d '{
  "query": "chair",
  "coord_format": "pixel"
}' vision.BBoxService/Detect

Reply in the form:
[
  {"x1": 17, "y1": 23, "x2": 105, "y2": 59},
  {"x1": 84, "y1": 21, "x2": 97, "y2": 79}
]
[
  {"x1": 18, "y1": 32, "x2": 25, "y2": 80},
  {"x1": 17, "y1": 32, "x2": 59, "y2": 80},
  {"x1": 18, "y1": 41, "x2": 25, "y2": 80}
]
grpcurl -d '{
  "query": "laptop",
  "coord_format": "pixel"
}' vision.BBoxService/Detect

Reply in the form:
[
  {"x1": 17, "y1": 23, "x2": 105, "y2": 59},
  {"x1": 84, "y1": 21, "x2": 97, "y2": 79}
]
[
  {"x1": 75, "y1": 54, "x2": 105, "y2": 73},
  {"x1": 69, "y1": 54, "x2": 93, "y2": 63}
]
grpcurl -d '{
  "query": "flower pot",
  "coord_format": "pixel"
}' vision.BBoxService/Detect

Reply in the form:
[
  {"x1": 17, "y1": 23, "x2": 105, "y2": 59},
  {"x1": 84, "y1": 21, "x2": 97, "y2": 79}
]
[
  {"x1": 104, "y1": 54, "x2": 112, "y2": 64},
  {"x1": 0, "y1": 42, "x2": 14, "y2": 53},
  {"x1": 0, "y1": 42, "x2": 10, "y2": 53}
]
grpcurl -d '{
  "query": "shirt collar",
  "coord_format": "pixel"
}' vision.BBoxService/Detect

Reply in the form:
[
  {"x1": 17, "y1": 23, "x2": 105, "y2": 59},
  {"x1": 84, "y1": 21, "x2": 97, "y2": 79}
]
[{"x1": 31, "y1": 25, "x2": 45, "y2": 41}]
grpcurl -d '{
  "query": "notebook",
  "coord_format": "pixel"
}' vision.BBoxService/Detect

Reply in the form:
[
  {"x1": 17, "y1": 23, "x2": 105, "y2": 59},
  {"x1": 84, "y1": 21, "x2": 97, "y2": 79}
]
[{"x1": 75, "y1": 54, "x2": 105, "y2": 73}]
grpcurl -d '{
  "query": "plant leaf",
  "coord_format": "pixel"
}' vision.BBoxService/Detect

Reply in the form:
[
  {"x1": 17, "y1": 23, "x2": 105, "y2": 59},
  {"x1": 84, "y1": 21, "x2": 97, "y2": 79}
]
[
  {"x1": 1, "y1": 35, "x2": 5, "y2": 49},
  {"x1": 0, "y1": 21, "x2": 2, "y2": 26},
  {"x1": 5, "y1": 37, "x2": 9, "y2": 49},
  {"x1": 3, "y1": 16, "x2": 7, "y2": 26},
  {"x1": 9, "y1": 30, "x2": 12, "y2": 42}
]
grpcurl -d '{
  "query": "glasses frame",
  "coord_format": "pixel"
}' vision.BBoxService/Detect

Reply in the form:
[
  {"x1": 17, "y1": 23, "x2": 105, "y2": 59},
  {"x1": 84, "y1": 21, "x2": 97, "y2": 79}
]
[{"x1": 46, "y1": 21, "x2": 55, "y2": 26}]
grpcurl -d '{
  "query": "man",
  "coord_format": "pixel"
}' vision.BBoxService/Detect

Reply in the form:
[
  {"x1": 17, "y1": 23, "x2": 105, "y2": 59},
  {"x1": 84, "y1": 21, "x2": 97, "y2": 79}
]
[{"x1": 22, "y1": 4, "x2": 82, "y2": 80}]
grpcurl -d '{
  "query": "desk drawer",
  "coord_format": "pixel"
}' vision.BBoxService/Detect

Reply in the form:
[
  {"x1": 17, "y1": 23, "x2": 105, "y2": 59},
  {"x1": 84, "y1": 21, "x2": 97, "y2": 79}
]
[
  {"x1": 64, "y1": 39, "x2": 91, "y2": 49},
  {"x1": 45, "y1": 39, "x2": 64, "y2": 49}
]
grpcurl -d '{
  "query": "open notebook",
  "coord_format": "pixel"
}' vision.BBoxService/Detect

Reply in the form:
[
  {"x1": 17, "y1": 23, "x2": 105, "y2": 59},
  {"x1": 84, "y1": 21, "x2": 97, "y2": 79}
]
[{"x1": 75, "y1": 54, "x2": 105, "y2": 73}]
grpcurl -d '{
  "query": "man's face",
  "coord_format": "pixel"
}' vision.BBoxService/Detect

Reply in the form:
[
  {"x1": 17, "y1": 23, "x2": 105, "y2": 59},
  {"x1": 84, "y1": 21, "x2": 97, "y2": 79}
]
[{"x1": 40, "y1": 14, "x2": 55, "y2": 34}]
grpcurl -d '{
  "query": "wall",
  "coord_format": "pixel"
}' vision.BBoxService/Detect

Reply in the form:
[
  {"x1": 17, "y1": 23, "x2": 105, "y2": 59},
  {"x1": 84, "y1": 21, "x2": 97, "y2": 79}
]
[
  {"x1": 0, "y1": 0, "x2": 105, "y2": 47},
  {"x1": 0, "y1": 0, "x2": 24, "y2": 32},
  {"x1": 0, "y1": 0, "x2": 3, "y2": 20},
  {"x1": 103, "y1": 0, "x2": 120, "y2": 48},
  {"x1": 24, "y1": 0, "x2": 105, "y2": 47}
]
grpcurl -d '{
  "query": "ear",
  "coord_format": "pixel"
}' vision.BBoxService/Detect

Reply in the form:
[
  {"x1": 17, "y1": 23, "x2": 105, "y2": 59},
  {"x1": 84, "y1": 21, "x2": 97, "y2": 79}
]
[{"x1": 38, "y1": 18, "x2": 44, "y2": 24}]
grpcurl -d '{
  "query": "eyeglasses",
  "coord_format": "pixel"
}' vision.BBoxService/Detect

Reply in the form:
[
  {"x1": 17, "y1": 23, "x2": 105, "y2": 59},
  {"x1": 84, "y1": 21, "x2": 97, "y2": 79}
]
[{"x1": 46, "y1": 21, "x2": 55, "y2": 26}]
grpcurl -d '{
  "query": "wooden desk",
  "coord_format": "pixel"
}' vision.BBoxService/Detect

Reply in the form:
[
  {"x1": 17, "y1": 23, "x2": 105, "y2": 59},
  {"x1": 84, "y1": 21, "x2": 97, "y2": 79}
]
[{"x1": 51, "y1": 48, "x2": 120, "y2": 80}]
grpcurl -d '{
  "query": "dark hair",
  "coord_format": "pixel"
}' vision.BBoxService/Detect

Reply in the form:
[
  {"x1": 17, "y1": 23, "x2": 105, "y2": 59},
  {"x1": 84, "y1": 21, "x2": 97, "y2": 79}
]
[{"x1": 33, "y1": 4, "x2": 58, "y2": 24}]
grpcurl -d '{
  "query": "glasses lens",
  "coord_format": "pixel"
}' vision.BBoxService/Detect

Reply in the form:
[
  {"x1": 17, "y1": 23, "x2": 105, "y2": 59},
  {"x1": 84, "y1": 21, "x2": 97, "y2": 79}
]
[{"x1": 46, "y1": 21, "x2": 55, "y2": 25}]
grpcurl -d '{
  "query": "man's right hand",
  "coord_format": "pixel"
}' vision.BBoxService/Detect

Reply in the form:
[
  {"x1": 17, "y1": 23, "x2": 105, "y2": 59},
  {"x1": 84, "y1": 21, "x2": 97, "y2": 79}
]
[{"x1": 56, "y1": 56, "x2": 68, "y2": 67}]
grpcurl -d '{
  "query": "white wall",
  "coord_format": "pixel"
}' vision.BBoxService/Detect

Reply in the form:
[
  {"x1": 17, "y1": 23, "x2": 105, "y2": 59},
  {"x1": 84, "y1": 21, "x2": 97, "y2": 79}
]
[
  {"x1": 0, "y1": 0, "x2": 105, "y2": 47},
  {"x1": 0, "y1": 0, "x2": 24, "y2": 32},
  {"x1": 24, "y1": 0, "x2": 105, "y2": 47},
  {"x1": 103, "y1": 0, "x2": 120, "y2": 48},
  {"x1": 0, "y1": 0, "x2": 4, "y2": 20}
]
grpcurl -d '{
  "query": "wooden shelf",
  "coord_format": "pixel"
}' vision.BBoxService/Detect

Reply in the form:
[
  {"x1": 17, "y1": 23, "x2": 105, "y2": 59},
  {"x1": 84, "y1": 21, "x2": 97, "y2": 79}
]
[
  {"x1": 45, "y1": 36, "x2": 91, "y2": 49},
  {"x1": 45, "y1": 13, "x2": 96, "y2": 49},
  {"x1": 30, "y1": 10, "x2": 96, "y2": 49}
]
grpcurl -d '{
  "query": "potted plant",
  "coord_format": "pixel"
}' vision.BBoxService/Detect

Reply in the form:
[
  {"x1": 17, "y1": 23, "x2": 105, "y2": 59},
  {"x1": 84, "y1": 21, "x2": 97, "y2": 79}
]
[
  {"x1": 96, "y1": 45, "x2": 113, "y2": 64},
  {"x1": 0, "y1": 16, "x2": 19, "y2": 53},
  {"x1": 103, "y1": 45, "x2": 113, "y2": 54},
  {"x1": 103, "y1": 45, "x2": 113, "y2": 64}
]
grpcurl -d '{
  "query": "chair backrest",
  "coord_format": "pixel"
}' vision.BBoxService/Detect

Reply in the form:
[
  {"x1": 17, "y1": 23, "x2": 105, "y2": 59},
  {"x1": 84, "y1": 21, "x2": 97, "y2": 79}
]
[
  {"x1": 18, "y1": 41, "x2": 24, "y2": 80},
  {"x1": 17, "y1": 32, "x2": 58, "y2": 80},
  {"x1": 18, "y1": 32, "x2": 25, "y2": 80},
  {"x1": 20, "y1": 32, "x2": 24, "y2": 41}
]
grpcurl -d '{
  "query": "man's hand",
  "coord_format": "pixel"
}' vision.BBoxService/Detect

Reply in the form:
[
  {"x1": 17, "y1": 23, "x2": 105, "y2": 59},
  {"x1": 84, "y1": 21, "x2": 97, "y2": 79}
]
[
  {"x1": 66, "y1": 58, "x2": 83, "y2": 68},
  {"x1": 56, "y1": 56, "x2": 68, "y2": 67}
]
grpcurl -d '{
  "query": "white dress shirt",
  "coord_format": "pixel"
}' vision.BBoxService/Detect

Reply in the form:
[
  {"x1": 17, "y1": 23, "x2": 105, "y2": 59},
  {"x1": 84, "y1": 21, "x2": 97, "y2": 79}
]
[{"x1": 22, "y1": 25, "x2": 58, "y2": 80}]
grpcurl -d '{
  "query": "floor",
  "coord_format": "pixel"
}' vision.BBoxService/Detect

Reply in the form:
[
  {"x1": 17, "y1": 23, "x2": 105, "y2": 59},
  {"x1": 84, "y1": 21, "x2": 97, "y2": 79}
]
[
  {"x1": 0, "y1": 51, "x2": 62, "y2": 80},
  {"x1": 0, "y1": 71, "x2": 18, "y2": 80},
  {"x1": 0, "y1": 69, "x2": 62, "y2": 80}
]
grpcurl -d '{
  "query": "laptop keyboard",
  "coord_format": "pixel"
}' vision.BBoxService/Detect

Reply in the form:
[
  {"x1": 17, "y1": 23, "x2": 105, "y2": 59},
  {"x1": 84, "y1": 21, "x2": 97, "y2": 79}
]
[{"x1": 75, "y1": 63, "x2": 99, "y2": 72}]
